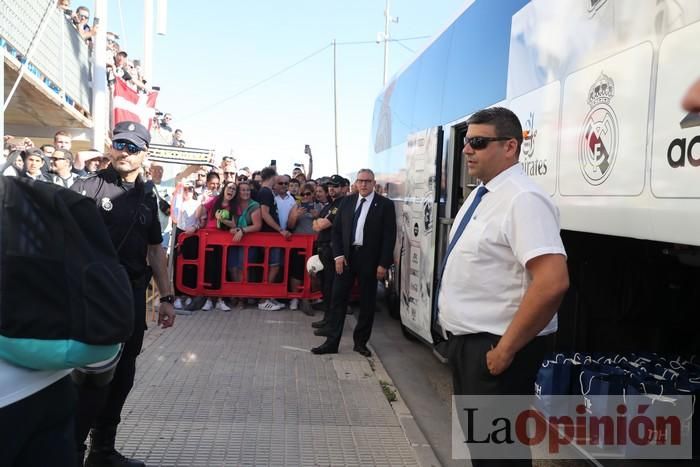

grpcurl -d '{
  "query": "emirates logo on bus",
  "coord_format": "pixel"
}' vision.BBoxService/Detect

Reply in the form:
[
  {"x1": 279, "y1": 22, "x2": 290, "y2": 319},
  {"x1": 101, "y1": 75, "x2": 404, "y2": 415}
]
[
  {"x1": 579, "y1": 73, "x2": 619, "y2": 186},
  {"x1": 521, "y1": 112, "x2": 547, "y2": 177}
]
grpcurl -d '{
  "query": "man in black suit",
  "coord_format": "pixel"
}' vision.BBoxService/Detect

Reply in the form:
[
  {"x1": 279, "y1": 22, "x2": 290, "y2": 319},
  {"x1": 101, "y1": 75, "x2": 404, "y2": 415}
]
[{"x1": 311, "y1": 169, "x2": 396, "y2": 357}]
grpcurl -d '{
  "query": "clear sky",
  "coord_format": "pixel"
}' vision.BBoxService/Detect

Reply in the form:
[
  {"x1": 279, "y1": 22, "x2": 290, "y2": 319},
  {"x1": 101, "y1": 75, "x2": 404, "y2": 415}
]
[{"x1": 86, "y1": 0, "x2": 466, "y2": 176}]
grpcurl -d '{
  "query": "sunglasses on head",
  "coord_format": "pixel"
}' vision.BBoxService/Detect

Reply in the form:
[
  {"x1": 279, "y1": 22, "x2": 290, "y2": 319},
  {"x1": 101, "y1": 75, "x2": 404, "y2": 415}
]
[
  {"x1": 112, "y1": 140, "x2": 145, "y2": 154},
  {"x1": 463, "y1": 136, "x2": 513, "y2": 150}
]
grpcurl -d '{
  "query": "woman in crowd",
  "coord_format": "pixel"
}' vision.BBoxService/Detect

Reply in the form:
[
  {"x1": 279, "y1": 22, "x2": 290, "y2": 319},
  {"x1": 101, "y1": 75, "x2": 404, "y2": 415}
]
[
  {"x1": 227, "y1": 180, "x2": 262, "y2": 302},
  {"x1": 172, "y1": 182, "x2": 200, "y2": 311},
  {"x1": 1, "y1": 150, "x2": 24, "y2": 177},
  {"x1": 196, "y1": 181, "x2": 237, "y2": 311},
  {"x1": 314, "y1": 183, "x2": 329, "y2": 206},
  {"x1": 286, "y1": 183, "x2": 322, "y2": 312}
]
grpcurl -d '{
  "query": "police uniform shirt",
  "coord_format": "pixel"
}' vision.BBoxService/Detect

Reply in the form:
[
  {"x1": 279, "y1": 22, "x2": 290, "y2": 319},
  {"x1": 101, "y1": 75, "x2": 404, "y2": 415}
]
[
  {"x1": 317, "y1": 196, "x2": 342, "y2": 244},
  {"x1": 71, "y1": 166, "x2": 162, "y2": 280},
  {"x1": 437, "y1": 164, "x2": 566, "y2": 337}
]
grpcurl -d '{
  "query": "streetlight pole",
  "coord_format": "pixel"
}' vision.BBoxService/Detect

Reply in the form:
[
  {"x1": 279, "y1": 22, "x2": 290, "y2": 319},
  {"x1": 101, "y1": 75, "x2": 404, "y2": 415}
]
[
  {"x1": 382, "y1": 0, "x2": 390, "y2": 86},
  {"x1": 380, "y1": 0, "x2": 398, "y2": 86},
  {"x1": 332, "y1": 39, "x2": 339, "y2": 173},
  {"x1": 143, "y1": 0, "x2": 154, "y2": 84}
]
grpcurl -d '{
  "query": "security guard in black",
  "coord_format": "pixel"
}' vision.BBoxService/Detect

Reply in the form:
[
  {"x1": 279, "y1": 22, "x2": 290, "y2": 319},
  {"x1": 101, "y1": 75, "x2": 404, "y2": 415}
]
[
  {"x1": 72, "y1": 166, "x2": 162, "y2": 280},
  {"x1": 313, "y1": 175, "x2": 345, "y2": 325},
  {"x1": 70, "y1": 121, "x2": 174, "y2": 467}
]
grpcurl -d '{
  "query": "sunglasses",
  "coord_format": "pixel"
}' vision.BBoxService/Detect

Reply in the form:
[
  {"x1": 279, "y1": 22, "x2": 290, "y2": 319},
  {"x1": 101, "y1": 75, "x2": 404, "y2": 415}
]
[
  {"x1": 463, "y1": 136, "x2": 513, "y2": 150},
  {"x1": 278, "y1": 181, "x2": 289, "y2": 185},
  {"x1": 79, "y1": 14, "x2": 89, "y2": 19},
  {"x1": 301, "y1": 192, "x2": 313, "y2": 196},
  {"x1": 112, "y1": 140, "x2": 145, "y2": 154},
  {"x1": 49, "y1": 156, "x2": 67, "y2": 162}
]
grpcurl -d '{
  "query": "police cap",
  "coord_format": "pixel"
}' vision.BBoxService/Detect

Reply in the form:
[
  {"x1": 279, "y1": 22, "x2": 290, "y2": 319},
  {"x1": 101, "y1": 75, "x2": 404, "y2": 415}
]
[{"x1": 113, "y1": 121, "x2": 151, "y2": 148}]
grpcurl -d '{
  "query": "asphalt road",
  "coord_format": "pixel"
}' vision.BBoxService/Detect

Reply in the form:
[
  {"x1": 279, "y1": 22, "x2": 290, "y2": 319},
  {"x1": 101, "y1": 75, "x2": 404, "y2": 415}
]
[{"x1": 369, "y1": 306, "x2": 463, "y2": 467}]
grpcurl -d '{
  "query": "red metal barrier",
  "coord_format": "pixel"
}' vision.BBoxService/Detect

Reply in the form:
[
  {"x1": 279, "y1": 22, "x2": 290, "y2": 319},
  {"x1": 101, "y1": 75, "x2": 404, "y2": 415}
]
[{"x1": 175, "y1": 230, "x2": 321, "y2": 299}]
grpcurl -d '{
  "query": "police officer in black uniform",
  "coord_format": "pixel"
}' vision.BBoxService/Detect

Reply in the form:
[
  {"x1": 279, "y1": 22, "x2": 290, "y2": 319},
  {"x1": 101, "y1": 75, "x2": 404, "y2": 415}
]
[
  {"x1": 311, "y1": 175, "x2": 346, "y2": 331},
  {"x1": 72, "y1": 121, "x2": 176, "y2": 467}
]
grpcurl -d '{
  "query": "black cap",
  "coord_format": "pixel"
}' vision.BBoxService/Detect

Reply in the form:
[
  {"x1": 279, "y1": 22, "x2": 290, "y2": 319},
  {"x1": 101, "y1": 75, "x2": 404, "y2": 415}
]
[
  {"x1": 340, "y1": 177, "x2": 350, "y2": 187},
  {"x1": 113, "y1": 121, "x2": 150, "y2": 148},
  {"x1": 328, "y1": 174, "x2": 343, "y2": 186}
]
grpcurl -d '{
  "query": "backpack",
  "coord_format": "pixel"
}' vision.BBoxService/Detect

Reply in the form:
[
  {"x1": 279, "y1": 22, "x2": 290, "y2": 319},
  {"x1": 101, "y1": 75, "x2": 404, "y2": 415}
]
[{"x1": 0, "y1": 176, "x2": 134, "y2": 370}]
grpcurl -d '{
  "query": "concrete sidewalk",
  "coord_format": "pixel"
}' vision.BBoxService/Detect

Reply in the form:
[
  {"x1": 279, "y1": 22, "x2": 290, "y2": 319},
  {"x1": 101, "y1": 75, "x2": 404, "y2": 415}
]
[{"x1": 116, "y1": 306, "x2": 437, "y2": 466}]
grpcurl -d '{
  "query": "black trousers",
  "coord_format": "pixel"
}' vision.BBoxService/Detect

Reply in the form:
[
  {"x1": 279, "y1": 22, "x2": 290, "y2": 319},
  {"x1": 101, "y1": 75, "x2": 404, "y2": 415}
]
[
  {"x1": 74, "y1": 283, "x2": 146, "y2": 451},
  {"x1": 447, "y1": 332, "x2": 552, "y2": 467},
  {"x1": 317, "y1": 243, "x2": 335, "y2": 318},
  {"x1": 0, "y1": 375, "x2": 76, "y2": 467},
  {"x1": 325, "y1": 247, "x2": 378, "y2": 349}
]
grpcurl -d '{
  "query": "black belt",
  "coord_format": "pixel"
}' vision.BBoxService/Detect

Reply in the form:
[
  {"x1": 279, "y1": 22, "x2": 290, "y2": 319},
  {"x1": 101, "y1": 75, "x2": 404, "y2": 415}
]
[{"x1": 352, "y1": 244, "x2": 363, "y2": 251}]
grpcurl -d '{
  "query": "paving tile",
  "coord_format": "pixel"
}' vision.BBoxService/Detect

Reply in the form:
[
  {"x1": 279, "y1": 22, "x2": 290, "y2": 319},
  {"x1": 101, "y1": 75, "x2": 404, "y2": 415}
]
[{"x1": 114, "y1": 307, "x2": 421, "y2": 466}]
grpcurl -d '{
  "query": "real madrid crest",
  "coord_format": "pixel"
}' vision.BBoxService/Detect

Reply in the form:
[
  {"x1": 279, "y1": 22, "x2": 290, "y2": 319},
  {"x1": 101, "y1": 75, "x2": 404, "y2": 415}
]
[
  {"x1": 579, "y1": 72, "x2": 618, "y2": 186},
  {"x1": 101, "y1": 197, "x2": 113, "y2": 211}
]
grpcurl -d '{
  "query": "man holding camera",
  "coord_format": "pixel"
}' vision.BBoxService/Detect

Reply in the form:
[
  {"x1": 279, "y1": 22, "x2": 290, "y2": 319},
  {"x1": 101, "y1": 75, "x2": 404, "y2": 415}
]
[{"x1": 72, "y1": 121, "x2": 176, "y2": 467}]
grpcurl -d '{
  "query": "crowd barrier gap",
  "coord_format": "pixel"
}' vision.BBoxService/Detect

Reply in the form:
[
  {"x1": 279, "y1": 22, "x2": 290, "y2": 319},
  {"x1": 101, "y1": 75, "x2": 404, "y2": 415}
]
[{"x1": 175, "y1": 230, "x2": 322, "y2": 300}]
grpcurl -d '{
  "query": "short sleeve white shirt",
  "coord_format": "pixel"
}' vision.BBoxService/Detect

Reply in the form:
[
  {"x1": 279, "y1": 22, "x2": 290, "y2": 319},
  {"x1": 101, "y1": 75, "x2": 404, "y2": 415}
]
[
  {"x1": 438, "y1": 164, "x2": 566, "y2": 337},
  {"x1": 175, "y1": 198, "x2": 200, "y2": 231},
  {"x1": 275, "y1": 193, "x2": 297, "y2": 230}
]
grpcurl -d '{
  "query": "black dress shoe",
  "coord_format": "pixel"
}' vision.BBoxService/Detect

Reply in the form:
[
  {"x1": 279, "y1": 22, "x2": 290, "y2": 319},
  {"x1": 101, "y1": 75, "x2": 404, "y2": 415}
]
[
  {"x1": 311, "y1": 319, "x2": 327, "y2": 329},
  {"x1": 353, "y1": 345, "x2": 372, "y2": 357},
  {"x1": 314, "y1": 328, "x2": 332, "y2": 337},
  {"x1": 311, "y1": 343, "x2": 338, "y2": 355}
]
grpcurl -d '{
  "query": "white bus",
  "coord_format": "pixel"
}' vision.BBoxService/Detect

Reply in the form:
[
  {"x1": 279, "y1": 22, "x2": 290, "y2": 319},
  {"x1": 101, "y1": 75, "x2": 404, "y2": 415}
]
[{"x1": 371, "y1": 0, "x2": 700, "y2": 357}]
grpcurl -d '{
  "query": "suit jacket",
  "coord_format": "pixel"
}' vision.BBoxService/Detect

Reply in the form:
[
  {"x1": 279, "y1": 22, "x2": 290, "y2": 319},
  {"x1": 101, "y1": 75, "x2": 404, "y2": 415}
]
[{"x1": 332, "y1": 193, "x2": 396, "y2": 271}]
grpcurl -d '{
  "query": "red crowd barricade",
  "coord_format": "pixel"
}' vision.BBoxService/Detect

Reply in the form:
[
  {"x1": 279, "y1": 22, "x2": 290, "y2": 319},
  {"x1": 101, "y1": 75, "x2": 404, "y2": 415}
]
[{"x1": 175, "y1": 229, "x2": 322, "y2": 300}]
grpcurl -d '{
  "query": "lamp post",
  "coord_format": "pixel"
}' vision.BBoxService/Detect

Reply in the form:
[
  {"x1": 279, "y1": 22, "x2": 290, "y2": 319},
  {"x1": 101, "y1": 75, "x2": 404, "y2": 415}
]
[{"x1": 379, "y1": 0, "x2": 399, "y2": 86}]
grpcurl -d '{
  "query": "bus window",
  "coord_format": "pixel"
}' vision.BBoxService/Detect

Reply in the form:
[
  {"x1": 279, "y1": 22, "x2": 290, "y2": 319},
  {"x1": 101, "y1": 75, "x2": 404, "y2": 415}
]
[{"x1": 450, "y1": 127, "x2": 479, "y2": 218}]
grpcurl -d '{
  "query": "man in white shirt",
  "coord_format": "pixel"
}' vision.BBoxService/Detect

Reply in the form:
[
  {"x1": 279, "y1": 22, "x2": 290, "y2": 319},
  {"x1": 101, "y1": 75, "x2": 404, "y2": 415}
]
[
  {"x1": 274, "y1": 174, "x2": 297, "y2": 230},
  {"x1": 437, "y1": 107, "x2": 569, "y2": 466}
]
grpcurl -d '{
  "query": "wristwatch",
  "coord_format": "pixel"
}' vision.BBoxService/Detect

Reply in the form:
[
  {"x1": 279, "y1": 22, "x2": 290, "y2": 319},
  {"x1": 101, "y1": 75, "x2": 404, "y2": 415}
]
[{"x1": 159, "y1": 295, "x2": 175, "y2": 304}]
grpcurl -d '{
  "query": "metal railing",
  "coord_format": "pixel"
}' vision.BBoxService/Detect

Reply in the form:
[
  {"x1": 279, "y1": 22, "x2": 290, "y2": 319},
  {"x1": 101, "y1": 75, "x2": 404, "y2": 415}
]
[{"x1": 0, "y1": 0, "x2": 92, "y2": 114}]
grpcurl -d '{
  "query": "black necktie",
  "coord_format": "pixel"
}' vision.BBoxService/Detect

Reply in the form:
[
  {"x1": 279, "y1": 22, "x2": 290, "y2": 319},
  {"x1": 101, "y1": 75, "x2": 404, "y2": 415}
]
[{"x1": 351, "y1": 197, "x2": 366, "y2": 244}]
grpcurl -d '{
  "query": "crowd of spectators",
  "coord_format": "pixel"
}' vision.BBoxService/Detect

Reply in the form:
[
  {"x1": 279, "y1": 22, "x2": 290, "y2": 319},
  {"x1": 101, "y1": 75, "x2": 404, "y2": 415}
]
[
  {"x1": 3, "y1": 2, "x2": 188, "y2": 149},
  {"x1": 2, "y1": 131, "x2": 108, "y2": 182},
  {"x1": 163, "y1": 153, "x2": 384, "y2": 314}
]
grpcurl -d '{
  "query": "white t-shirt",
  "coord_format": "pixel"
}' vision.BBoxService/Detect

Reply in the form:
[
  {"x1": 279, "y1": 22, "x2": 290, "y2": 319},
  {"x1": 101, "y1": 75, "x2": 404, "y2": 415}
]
[
  {"x1": 438, "y1": 164, "x2": 566, "y2": 337},
  {"x1": 176, "y1": 198, "x2": 200, "y2": 231},
  {"x1": 0, "y1": 359, "x2": 70, "y2": 408},
  {"x1": 275, "y1": 193, "x2": 297, "y2": 230}
]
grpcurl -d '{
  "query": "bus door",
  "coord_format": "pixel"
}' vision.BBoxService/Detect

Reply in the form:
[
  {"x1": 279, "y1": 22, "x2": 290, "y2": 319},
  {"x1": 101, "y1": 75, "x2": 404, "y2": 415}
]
[
  {"x1": 398, "y1": 127, "x2": 443, "y2": 343},
  {"x1": 431, "y1": 124, "x2": 479, "y2": 341}
]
